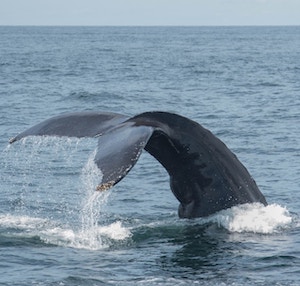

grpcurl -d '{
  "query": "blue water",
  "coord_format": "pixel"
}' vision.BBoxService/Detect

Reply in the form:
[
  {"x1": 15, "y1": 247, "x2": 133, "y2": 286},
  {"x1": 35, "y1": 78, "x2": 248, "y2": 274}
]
[{"x1": 0, "y1": 26, "x2": 300, "y2": 285}]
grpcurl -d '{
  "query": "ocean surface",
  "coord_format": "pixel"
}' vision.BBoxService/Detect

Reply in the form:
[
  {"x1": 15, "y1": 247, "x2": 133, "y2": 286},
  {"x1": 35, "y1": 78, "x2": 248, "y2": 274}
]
[{"x1": 0, "y1": 26, "x2": 299, "y2": 285}]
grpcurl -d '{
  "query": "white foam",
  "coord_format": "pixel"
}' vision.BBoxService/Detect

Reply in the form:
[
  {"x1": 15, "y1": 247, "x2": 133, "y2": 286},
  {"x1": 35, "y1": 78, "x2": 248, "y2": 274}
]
[
  {"x1": 99, "y1": 221, "x2": 132, "y2": 240},
  {"x1": 207, "y1": 203, "x2": 293, "y2": 234},
  {"x1": 39, "y1": 221, "x2": 131, "y2": 250},
  {"x1": 0, "y1": 214, "x2": 131, "y2": 250},
  {"x1": 0, "y1": 203, "x2": 294, "y2": 250},
  {"x1": 0, "y1": 214, "x2": 47, "y2": 229}
]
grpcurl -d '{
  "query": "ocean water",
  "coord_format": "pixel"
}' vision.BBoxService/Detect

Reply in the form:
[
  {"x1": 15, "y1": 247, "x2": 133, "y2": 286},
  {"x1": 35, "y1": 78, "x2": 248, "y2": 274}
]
[{"x1": 0, "y1": 26, "x2": 299, "y2": 285}]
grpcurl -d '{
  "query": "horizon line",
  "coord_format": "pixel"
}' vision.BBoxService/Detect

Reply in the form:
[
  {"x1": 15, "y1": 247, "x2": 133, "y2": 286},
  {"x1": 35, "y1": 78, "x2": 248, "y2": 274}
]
[{"x1": 1, "y1": 24, "x2": 300, "y2": 27}]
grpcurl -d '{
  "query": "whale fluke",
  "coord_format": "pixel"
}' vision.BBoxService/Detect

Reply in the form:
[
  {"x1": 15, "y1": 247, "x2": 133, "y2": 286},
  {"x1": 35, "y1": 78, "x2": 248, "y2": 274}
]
[
  {"x1": 10, "y1": 111, "x2": 267, "y2": 218},
  {"x1": 9, "y1": 112, "x2": 128, "y2": 143}
]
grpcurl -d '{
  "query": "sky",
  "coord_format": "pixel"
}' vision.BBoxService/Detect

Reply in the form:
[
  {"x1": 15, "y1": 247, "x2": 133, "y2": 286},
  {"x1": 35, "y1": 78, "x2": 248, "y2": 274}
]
[{"x1": 0, "y1": 0, "x2": 300, "y2": 26}]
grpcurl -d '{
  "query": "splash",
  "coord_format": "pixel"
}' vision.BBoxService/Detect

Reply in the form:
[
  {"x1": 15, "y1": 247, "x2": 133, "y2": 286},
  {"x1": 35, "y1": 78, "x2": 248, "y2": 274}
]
[
  {"x1": 0, "y1": 214, "x2": 131, "y2": 250},
  {"x1": 75, "y1": 151, "x2": 115, "y2": 248},
  {"x1": 38, "y1": 220, "x2": 131, "y2": 250},
  {"x1": 58, "y1": 151, "x2": 131, "y2": 250},
  {"x1": 207, "y1": 203, "x2": 293, "y2": 234},
  {"x1": 1, "y1": 141, "x2": 132, "y2": 250},
  {"x1": 79, "y1": 150, "x2": 107, "y2": 232},
  {"x1": 0, "y1": 203, "x2": 294, "y2": 249}
]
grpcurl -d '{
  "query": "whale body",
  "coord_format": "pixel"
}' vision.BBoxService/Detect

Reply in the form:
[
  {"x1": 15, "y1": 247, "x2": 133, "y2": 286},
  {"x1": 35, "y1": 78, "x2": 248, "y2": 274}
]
[{"x1": 10, "y1": 111, "x2": 267, "y2": 218}]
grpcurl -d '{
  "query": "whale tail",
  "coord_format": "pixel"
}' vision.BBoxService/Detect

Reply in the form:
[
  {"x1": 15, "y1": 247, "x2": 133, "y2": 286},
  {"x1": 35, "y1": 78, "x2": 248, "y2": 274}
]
[{"x1": 10, "y1": 111, "x2": 267, "y2": 218}]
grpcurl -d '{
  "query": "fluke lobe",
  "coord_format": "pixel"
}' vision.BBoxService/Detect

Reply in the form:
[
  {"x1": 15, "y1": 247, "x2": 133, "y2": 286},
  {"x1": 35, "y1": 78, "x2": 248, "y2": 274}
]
[{"x1": 10, "y1": 111, "x2": 267, "y2": 218}]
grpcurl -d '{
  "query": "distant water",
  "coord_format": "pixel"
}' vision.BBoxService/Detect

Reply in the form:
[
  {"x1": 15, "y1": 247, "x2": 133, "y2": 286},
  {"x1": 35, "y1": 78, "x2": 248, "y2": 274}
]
[{"x1": 0, "y1": 26, "x2": 299, "y2": 285}]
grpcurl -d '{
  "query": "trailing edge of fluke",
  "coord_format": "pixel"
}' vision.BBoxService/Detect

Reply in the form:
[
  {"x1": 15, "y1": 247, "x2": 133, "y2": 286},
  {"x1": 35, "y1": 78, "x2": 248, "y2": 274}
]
[{"x1": 9, "y1": 111, "x2": 267, "y2": 218}]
